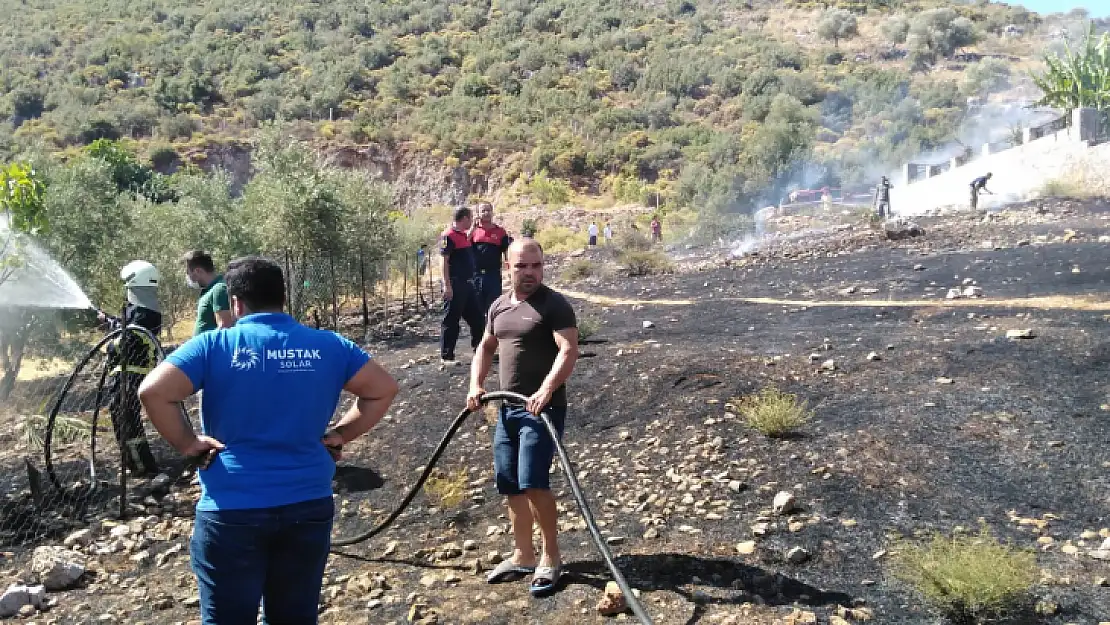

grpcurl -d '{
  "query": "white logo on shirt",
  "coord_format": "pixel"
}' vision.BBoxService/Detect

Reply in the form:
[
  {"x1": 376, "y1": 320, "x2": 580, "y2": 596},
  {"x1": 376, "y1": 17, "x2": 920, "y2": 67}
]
[
  {"x1": 230, "y1": 347, "x2": 260, "y2": 371},
  {"x1": 266, "y1": 348, "x2": 322, "y2": 372}
]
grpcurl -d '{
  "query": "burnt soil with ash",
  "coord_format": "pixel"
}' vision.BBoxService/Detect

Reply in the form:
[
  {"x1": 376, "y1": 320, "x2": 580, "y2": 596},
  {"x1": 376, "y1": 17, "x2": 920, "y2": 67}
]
[{"x1": 2, "y1": 202, "x2": 1109, "y2": 624}]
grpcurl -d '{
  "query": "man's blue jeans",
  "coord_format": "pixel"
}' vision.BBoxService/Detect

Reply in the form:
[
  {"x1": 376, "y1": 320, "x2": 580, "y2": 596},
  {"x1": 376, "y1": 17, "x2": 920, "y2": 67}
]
[{"x1": 190, "y1": 496, "x2": 334, "y2": 625}]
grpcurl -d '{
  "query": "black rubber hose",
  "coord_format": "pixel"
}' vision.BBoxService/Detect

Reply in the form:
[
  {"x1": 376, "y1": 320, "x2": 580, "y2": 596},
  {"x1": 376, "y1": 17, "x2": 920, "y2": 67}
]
[
  {"x1": 44, "y1": 329, "x2": 122, "y2": 492},
  {"x1": 44, "y1": 324, "x2": 184, "y2": 517},
  {"x1": 330, "y1": 390, "x2": 655, "y2": 625}
]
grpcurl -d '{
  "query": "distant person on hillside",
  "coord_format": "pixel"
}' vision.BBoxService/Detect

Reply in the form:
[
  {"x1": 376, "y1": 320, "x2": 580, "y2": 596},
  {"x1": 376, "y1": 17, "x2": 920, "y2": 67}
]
[
  {"x1": 970, "y1": 173, "x2": 993, "y2": 211},
  {"x1": 603, "y1": 221, "x2": 613, "y2": 244},
  {"x1": 99, "y1": 260, "x2": 163, "y2": 477},
  {"x1": 468, "y1": 239, "x2": 578, "y2": 597},
  {"x1": 874, "y1": 176, "x2": 892, "y2": 218},
  {"x1": 650, "y1": 216, "x2": 662, "y2": 244},
  {"x1": 440, "y1": 206, "x2": 485, "y2": 365},
  {"x1": 587, "y1": 221, "x2": 599, "y2": 247},
  {"x1": 182, "y1": 251, "x2": 234, "y2": 336},
  {"x1": 417, "y1": 244, "x2": 428, "y2": 277},
  {"x1": 139, "y1": 256, "x2": 399, "y2": 625},
  {"x1": 469, "y1": 202, "x2": 512, "y2": 317}
]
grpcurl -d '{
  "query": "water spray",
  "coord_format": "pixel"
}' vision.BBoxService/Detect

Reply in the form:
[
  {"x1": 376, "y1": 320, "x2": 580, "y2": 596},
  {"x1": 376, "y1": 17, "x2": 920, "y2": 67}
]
[{"x1": 331, "y1": 391, "x2": 655, "y2": 625}]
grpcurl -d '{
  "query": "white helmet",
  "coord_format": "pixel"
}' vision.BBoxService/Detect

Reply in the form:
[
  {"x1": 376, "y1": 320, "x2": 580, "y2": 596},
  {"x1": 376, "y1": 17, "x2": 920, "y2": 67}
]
[{"x1": 121, "y1": 260, "x2": 160, "y2": 288}]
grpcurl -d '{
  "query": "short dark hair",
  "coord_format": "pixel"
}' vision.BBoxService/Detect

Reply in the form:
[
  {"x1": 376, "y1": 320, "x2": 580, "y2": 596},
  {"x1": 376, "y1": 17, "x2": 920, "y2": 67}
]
[
  {"x1": 182, "y1": 250, "x2": 215, "y2": 273},
  {"x1": 453, "y1": 206, "x2": 472, "y2": 222},
  {"x1": 225, "y1": 256, "x2": 285, "y2": 312}
]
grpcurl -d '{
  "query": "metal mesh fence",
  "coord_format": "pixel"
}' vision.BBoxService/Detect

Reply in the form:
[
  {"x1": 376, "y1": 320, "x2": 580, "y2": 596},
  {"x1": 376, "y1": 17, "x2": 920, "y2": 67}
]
[
  {"x1": 0, "y1": 322, "x2": 200, "y2": 549},
  {"x1": 0, "y1": 242, "x2": 439, "y2": 550}
]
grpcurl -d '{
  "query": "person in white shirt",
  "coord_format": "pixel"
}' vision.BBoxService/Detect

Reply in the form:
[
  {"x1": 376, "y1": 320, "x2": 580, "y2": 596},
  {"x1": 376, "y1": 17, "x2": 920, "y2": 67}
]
[
  {"x1": 587, "y1": 222, "x2": 599, "y2": 247},
  {"x1": 603, "y1": 222, "x2": 612, "y2": 244}
]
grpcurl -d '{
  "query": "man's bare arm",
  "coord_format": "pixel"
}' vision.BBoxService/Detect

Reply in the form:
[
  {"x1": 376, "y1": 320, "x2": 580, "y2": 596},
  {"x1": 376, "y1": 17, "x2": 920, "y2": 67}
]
[
  {"x1": 540, "y1": 327, "x2": 579, "y2": 393},
  {"x1": 215, "y1": 310, "x2": 235, "y2": 328},
  {"x1": 138, "y1": 363, "x2": 203, "y2": 454},
  {"x1": 330, "y1": 360, "x2": 400, "y2": 444},
  {"x1": 467, "y1": 331, "x2": 499, "y2": 409}
]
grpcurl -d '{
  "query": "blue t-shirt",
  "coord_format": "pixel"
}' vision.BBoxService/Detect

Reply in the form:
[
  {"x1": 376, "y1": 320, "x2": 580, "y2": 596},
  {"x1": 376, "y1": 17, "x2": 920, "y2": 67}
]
[{"x1": 167, "y1": 312, "x2": 370, "y2": 511}]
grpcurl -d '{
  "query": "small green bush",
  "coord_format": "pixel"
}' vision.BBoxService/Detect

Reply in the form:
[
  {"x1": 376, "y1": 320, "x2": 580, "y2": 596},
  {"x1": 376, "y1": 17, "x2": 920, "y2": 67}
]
[
  {"x1": 620, "y1": 250, "x2": 672, "y2": 276},
  {"x1": 521, "y1": 218, "x2": 539, "y2": 238},
  {"x1": 735, "y1": 387, "x2": 811, "y2": 437},
  {"x1": 615, "y1": 229, "x2": 651, "y2": 252},
  {"x1": 562, "y1": 258, "x2": 596, "y2": 281},
  {"x1": 577, "y1": 315, "x2": 601, "y2": 341},
  {"x1": 892, "y1": 526, "x2": 1037, "y2": 621},
  {"x1": 528, "y1": 170, "x2": 571, "y2": 206}
]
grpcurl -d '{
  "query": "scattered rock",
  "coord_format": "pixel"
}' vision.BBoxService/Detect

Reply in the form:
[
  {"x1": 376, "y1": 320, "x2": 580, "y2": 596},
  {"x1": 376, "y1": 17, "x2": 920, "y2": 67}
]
[
  {"x1": 642, "y1": 321, "x2": 654, "y2": 329},
  {"x1": 820, "y1": 359, "x2": 836, "y2": 371},
  {"x1": 462, "y1": 539, "x2": 478, "y2": 551},
  {"x1": 1034, "y1": 600, "x2": 1060, "y2": 616},
  {"x1": 63, "y1": 529, "x2": 93, "y2": 547},
  {"x1": 596, "y1": 581, "x2": 639, "y2": 617},
  {"x1": 913, "y1": 264, "x2": 925, "y2": 271},
  {"x1": 773, "y1": 491, "x2": 797, "y2": 515},
  {"x1": 30, "y1": 546, "x2": 86, "y2": 591},
  {"x1": 884, "y1": 219, "x2": 925, "y2": 241},
  {"x1": 945, "y1": 288, "x2": 962, "y2": 300},
  {"x1": 962, "y1": 285, "x2": 983, "y2": 298},
  {"x1": 606, "y1": 536, "x2": 625, "y2": 545},
  {"x1": 839, "y1": 286, "x2": 858, "y2": 295},
  {"x1": 736, "y1": 541, "x2": 757, "y2": 555},
  {"x1": 935, "y1": 377, "x2": 954, "y2": 385},
  {"x1": 0, "y1": 584, "x2": 46, "y2": 618},
  {"x1": 866, "y1": 352, "x2": 880, "y2": 361},
  {"x1": 785, "y1": 546, "x2": 810, "y2": 564},
  {"x1": 836, "y1": 605, "x2": 875, "y2": 621},
  {"x1": 1006, "y1": 328, "x2": 1035, "y2": 339}
]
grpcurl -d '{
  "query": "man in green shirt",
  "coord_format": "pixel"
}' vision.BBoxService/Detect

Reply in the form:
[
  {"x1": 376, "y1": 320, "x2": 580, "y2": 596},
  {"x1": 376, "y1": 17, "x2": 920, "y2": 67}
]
[{"x1": 182, "y1": 250, "x2": 235, "y2": 336}]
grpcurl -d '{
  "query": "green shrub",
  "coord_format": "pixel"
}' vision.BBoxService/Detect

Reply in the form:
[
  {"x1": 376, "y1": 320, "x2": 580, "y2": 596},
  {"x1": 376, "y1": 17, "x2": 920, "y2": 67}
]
[
  {"x1": 562, "y1": 258, "x2": 596, "y2": 281},
  {"x1": 528, "y1": 170, "x2": 571, "y2": 206},
  {"x1": 620, "y1": 249, "x2": 672, "y2": 276},
  {"x1": 892, "y1": 526, "x2": 1037, "y2": 621},
  {"x1": 735, "y1": 387, "x2": 811, "y2": 437},
  {"x1": 577, "y1": 315, "x2": 601, "y2": 341},
  {"x1": 615, "y1": 229, "x2": 651, "y2": 252},
  {"x1": 535, "y1": 225, "x2": 586, "y2": 253},
  {"x1": 521, "y1": 218, "x2": 539, "y2": 238}
]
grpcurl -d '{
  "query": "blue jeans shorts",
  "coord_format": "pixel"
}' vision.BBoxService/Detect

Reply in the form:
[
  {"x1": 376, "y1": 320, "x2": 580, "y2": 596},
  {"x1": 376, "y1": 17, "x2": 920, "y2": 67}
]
[
  {"x1": 190, "y1": 496, "x2": 334, "y2": 625},
  {"x1": 493, "y1": 404, "x2": 566, "y2": 495}
]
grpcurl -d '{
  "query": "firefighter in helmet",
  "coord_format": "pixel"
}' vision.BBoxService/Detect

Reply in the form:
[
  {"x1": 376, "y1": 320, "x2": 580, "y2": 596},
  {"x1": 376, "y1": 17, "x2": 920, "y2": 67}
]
[{"x1": 99, "y1": 260, "x2": 163, "y2": 477}]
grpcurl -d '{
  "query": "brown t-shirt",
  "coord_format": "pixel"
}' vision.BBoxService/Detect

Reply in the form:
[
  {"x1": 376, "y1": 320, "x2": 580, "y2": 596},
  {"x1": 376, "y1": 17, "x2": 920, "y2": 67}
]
[{"x1": 488, "y1": 284, "x2": 577, "y2": 407}]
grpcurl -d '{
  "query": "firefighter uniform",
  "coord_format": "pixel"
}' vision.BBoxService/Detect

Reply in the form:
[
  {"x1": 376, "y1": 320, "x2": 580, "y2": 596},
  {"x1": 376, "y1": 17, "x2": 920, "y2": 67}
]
[
  {"x1": 469, "y1": 222, "x2": 511, "y2": 316},
  {"x1": 874, "y1": 177, "x2": 892, "y2": 218},
  {"x1": 440, "y1": 228, "x2": 484, "y2": 361},
  {"x1": 105, "y1": 261, "x2": 162, "y2": 476}
]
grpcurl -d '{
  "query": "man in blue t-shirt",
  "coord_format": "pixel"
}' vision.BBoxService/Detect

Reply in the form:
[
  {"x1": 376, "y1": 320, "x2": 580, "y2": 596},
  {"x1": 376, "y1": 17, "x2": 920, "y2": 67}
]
[{"x1": 138, "y1": 256, "x2": 399, "y2": 625}]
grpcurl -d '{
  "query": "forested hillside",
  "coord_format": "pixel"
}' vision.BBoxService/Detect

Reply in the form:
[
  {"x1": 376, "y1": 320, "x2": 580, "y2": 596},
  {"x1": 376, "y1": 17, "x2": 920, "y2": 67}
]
[{"x1": 0, "y1": 0, "x2": 1091, "y2": 213}]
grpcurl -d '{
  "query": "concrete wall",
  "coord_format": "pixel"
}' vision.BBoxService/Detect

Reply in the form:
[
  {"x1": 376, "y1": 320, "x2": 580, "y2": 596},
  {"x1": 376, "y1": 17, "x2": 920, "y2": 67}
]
[{"x1": 892, "y1": 108, "x2": 1107, "y2": 215}]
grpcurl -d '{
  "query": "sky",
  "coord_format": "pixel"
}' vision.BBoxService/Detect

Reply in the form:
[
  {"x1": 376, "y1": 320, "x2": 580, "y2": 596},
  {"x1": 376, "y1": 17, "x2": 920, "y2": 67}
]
[{"x1": 1019, "y1": 0, "x2": 1110, "y2": 18}]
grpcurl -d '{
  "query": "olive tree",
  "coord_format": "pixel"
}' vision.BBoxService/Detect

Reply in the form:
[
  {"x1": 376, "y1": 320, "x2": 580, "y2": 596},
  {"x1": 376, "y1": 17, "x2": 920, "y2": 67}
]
[{"x1": 818, "y1": 8, "x2": 858, "y2": 49}]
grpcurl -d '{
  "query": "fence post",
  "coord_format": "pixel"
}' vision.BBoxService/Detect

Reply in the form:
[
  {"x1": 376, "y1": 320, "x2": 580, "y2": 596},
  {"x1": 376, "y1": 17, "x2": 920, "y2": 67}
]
[
  {"x1": 329, "y1": 253, "x2": 339, "y2": 330},
  {"x1": 359, "y1": 246, "x2": 369, "y2": 329},
  {"x1": 284, "y1": 250, "x2": 293, "y2": 317},
  {"x1": 382, "y1": 258, "x2": 389, "y2": 330},
  {"x1": 402, "y1": 254, "x2": 409, "y2": 316}
]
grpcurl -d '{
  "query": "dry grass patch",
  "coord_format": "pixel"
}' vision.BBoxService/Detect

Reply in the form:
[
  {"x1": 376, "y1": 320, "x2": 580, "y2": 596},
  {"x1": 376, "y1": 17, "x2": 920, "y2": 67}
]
[
  {"x1": 892, "y1": 526, "x2": 1037, "y2": 622},
  {"x1": 423, "y1": 467, "x2": 470, "y2": 509},
  {"x1": 734, "y1": 387, "x2": 812, "y2": 437}
]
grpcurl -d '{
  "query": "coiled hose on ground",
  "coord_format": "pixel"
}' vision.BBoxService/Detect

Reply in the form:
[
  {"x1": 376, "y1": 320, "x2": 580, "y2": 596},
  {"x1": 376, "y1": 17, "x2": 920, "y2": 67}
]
[{"x1": 331, "y1": 390, "x2": 654, "y2": 625}]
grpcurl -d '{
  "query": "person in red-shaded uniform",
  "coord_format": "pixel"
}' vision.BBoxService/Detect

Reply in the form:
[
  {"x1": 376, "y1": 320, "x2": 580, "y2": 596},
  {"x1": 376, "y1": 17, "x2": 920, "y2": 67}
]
[
  {"x1": 469, "y1": 201, "x2": 513, "y2": 317},
  {"x1": 440, "y1": 206, "x2": 485, "y2": 365}
]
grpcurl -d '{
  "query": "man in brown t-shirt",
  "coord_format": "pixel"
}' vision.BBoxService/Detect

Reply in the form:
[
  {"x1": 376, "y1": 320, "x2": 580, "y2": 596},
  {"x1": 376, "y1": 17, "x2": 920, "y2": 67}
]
[{"x1": 467, "y1": 239, "x2": 579, "y2": 597}]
